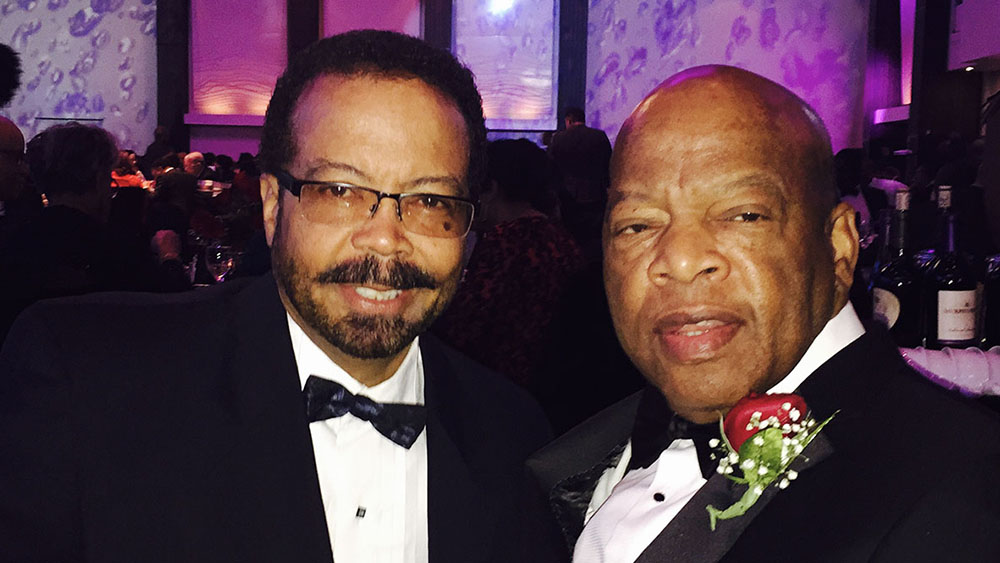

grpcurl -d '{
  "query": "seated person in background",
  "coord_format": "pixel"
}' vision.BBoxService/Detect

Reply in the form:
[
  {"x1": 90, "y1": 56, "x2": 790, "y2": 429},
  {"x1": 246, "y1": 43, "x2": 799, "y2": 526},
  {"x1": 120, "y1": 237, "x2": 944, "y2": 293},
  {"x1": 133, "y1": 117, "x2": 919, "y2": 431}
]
[
  {"x1": 111, "y1": 149, "x2": 147, "y2": 189},
  {"x1": 146, "y1": 169, "x2": 225, "y2": 277},
  {"x1": 183, "y1": 150, "x2": 217, "y2": 181},
  {"x1": 0, "y1": 123, "x2": 187, "y2": 345},
  {"x1": 433, "y1": 138, "x2": 584, "y2": 392},
  {"x1": 149, "y1": 151, "x2": 181, "y2": 182},
  {"x1": 527, "y1": 65, "x2": 1000, "y2": 563},
  {"x1": 215, "y1": 153, "x2": 235, "y2": 182},
  {"x1": 233, "y1": 151, "x2": 262, "y2": 198}
]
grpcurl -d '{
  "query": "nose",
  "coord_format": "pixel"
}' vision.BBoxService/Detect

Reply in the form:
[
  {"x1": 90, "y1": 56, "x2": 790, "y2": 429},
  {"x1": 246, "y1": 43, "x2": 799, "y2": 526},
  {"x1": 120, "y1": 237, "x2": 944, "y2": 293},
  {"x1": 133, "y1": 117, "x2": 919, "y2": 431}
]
[
  {"x1": 350, "y1": 196, "x2": 413, "y2": 257},
  {"x1": 647, "y1": 220, "x2": 730, "y2": 285}
]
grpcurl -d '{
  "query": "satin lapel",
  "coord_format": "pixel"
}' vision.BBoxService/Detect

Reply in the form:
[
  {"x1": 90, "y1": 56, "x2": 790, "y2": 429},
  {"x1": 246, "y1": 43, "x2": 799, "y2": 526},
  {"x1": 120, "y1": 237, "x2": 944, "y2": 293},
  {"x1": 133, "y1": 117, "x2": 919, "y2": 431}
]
[
  {"x1": 225, "y1": 275, "x2": 333, "y2": 561},
  {"x1": 549, "y1": 441, "x2": 627, "y2": 551},
  {"x1": 529, "y1": 393, "x2": 642, "y2": 552},
  {"x1": 421, "y1": 339, "x2": 493, "y2": 563},
  {"x1": 635, "y1": 428, "x2": 835, "y2": 563}
]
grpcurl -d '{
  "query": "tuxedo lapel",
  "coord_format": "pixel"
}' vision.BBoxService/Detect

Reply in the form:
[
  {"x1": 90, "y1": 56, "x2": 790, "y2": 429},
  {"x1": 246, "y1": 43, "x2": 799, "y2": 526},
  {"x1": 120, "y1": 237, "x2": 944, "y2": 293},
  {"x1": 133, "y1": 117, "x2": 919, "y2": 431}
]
[
  {"x1": 635, "y1": 433, "x2": 834, "y2": 563},
  {"x1": 224, "y1": 275, "x2": 333, "y2": 561},
  {"x1": 549, "y1": 441, "x2": 627, "y2": 551},
  {"x1": 528, "y1": 393, "x2": 642, "y2": 551},
  {"x1": 421, "y1": 338, "x2": 494, "y2": 563}
]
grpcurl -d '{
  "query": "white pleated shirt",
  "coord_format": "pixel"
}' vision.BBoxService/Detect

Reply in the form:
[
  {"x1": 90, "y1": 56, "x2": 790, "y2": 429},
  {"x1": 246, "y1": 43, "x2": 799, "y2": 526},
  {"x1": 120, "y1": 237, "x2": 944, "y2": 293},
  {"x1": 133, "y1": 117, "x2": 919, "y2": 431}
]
[{"x1": 287, "y1": 314, "x2": 429, "y2": 563}]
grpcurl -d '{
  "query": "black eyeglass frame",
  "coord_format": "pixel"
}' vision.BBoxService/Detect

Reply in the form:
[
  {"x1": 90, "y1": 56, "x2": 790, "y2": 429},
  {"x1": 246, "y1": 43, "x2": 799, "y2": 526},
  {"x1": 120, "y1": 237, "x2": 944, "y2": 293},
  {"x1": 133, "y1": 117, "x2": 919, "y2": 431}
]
[{"x1": 272, "y1": 169, "x2": 478, "y2": 237}]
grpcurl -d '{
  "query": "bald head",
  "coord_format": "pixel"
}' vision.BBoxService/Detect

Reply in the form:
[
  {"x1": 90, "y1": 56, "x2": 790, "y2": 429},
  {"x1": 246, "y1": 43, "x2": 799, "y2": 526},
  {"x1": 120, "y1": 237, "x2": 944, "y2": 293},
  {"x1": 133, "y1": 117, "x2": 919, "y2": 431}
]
[
  {"x1": 183, "y1": 151, "x2": 205, "y2": 176},
  {"x1": 613, "y1": 65, "x2": 837, "y2": 222}
]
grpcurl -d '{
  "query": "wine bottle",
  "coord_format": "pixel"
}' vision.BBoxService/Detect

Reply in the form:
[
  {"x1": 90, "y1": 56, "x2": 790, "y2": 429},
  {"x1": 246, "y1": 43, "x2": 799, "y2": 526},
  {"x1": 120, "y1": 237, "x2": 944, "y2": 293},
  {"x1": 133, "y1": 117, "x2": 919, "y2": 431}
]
[
  {"x1": 926, "y1": 185, "x2": 979, "y2": 349},
  {"x1": 871, "y1": 189, "x2": 922, "y2": 347}
]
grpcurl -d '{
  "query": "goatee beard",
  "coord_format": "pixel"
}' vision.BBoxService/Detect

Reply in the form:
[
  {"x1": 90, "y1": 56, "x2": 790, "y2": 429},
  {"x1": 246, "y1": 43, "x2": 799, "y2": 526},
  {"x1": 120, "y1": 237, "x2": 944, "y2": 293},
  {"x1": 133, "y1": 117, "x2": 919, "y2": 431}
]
[{"x1": 274, "y1": 252, "x2": 453, "y2": 360}]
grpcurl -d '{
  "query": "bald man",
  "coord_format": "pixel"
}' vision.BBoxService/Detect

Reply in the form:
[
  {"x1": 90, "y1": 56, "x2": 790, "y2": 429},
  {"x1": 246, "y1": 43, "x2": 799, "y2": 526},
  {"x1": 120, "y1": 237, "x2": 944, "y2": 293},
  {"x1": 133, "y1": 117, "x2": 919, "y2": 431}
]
[
  {"x1": 527, "y1": 66, "x2": 1000, "y2": 562},
  {"x1": 183, "y1": 150, "x2": 209, "y2": 179}
]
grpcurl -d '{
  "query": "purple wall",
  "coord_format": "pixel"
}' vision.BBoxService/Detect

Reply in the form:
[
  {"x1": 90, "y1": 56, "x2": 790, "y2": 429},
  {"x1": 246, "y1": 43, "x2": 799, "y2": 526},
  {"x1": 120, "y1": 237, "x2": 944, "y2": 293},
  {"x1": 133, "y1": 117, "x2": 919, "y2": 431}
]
[
  {"x1": 322, "y1": 0, "x2": 419, "y2": 37},
  {"x1": 188, "y1": 0, "x2": 421, "y2": 157},
  {"x1": 187, "y1": 0, "x2": 286, "y2": 156},
  {"x1": 586, "y1": 0, "x2": 869, "y2": 151}
]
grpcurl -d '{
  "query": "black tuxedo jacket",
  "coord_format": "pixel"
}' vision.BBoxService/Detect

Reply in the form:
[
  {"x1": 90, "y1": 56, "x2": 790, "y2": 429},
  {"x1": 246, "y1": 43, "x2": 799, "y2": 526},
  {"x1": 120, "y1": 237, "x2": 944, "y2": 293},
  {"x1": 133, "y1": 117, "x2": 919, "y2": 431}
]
[
  {"x1": 0, "y1": 274, "x2": 552, "y2": 562},
  {"x1": 527, "y1": 327, "x2": 1000, "y2": 562}
]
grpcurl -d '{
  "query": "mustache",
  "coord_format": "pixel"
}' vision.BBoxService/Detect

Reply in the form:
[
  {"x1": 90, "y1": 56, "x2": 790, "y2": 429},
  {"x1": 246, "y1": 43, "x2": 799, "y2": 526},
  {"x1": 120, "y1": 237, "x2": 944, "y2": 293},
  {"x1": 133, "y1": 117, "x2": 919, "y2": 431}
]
[{"x1": 315, "y1": 256, "x2": 438, "y2": 290}]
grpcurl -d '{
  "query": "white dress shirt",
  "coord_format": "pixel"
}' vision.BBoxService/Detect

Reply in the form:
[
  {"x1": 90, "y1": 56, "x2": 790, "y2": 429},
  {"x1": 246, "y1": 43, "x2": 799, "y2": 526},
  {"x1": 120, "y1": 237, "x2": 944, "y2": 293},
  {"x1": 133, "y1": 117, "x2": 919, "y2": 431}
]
[
  {"x1": 287, "y1": 314, "x2": 429, "y2": 563},
  {"x1": 574, "y1": 304, "x2": 866, "y2": 563}
]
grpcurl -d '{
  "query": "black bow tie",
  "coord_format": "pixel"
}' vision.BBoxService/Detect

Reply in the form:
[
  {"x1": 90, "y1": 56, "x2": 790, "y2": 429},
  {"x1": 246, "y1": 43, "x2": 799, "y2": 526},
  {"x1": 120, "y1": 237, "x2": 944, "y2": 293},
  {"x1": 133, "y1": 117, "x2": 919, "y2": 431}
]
[
  {"x1": 302, "y1": 375, "x2": 427, "y2": 448},
  {"x1": 628, "y1": 386, "x2": 719, "y2": 478}
]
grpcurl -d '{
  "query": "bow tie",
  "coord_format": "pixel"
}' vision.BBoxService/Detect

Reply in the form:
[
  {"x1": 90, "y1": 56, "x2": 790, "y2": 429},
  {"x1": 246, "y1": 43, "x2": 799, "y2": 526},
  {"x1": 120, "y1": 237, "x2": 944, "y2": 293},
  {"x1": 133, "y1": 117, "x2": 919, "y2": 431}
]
[
  {"x1": 302, "y1": 375, "x2": 427, "y2": 448},
  {"x1": 628, "y1": 386, "x2": 719, "y2": 478}
]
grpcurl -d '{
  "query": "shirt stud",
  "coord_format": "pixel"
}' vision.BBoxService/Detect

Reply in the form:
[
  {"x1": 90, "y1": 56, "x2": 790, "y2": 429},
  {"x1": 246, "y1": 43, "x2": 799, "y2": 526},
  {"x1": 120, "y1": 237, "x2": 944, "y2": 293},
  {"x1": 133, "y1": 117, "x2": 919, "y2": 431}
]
[
  {"x1": 356, "y1": 506, "x2": 367, "y2": 518},
  {"x1": 653, "y1": 492, "x2": 665, "y2": 502}
]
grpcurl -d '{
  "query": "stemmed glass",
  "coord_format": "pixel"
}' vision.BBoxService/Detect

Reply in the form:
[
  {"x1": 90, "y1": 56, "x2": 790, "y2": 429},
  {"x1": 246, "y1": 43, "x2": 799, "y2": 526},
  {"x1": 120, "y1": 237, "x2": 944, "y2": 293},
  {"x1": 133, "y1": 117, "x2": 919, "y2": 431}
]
[{"x1": 205, "y1": 244, "x2": 237, "y2": 283}]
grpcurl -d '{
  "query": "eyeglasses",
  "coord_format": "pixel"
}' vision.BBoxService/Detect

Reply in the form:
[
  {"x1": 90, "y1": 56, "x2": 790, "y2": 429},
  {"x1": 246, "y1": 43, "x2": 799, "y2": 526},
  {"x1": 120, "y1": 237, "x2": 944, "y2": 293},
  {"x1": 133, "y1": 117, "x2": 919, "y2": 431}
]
[{"x1": 274, "y1": 170, "x2": 476, "y2": 238}]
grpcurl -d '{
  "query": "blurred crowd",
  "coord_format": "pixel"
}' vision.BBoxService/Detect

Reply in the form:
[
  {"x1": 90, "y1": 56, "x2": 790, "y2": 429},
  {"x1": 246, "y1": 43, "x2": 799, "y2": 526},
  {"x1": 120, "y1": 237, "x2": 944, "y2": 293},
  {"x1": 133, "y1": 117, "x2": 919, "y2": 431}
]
[{"x1": 0, "y1": 120, "x2": 269, "y2": 345}]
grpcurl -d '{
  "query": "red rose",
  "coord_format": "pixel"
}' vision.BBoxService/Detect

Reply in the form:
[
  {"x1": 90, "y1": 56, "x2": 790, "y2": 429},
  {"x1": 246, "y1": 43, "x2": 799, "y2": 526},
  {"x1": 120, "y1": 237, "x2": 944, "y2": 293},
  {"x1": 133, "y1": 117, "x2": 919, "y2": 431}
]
[{"x1": 723, "y1": 393, "x2": 808, "y2": 451}]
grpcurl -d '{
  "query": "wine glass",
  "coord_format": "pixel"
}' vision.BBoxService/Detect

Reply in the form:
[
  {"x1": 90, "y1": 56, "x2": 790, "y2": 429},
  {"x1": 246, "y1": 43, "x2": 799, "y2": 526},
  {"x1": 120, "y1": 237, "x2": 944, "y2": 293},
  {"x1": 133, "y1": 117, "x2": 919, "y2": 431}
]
[{"x1": 205, "y1": 245, "x2": 237, "y2": 283}]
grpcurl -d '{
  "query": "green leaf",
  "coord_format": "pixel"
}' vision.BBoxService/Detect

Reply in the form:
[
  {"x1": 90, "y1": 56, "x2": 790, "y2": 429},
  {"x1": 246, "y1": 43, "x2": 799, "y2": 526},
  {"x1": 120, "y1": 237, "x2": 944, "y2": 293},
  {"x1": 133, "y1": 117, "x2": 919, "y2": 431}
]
[
  {"x1": 705, "y1": 411, "x2": 839, "y2": 532},
  {"x1": 707, "y1": 485, "x2": 763, "y2": 531}
]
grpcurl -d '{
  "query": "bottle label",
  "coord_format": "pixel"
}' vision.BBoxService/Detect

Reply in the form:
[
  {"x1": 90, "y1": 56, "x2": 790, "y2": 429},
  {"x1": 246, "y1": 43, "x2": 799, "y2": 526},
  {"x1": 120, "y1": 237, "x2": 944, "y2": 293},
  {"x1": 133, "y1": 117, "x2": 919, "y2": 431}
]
[
  {"x1": 938, "y1": 289, "x2": 977, "y2": 343},
  {"x1": 894, "y1": 190, "x2": 910, "y2": 211},
  {"x1": 873, "y1": 288, "x2": 901, "y2": 329}
]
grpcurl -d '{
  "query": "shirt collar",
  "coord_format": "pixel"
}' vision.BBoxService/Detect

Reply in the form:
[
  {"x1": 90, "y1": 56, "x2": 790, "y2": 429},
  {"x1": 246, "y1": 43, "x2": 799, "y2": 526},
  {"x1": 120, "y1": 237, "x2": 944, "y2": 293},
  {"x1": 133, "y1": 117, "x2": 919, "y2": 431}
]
[
  {"x1": 285, "y1": 313, "x2": 424, "y2": 405},
  {"x1": 767, "y1": 302, "x2": 865, "y2": 395}
]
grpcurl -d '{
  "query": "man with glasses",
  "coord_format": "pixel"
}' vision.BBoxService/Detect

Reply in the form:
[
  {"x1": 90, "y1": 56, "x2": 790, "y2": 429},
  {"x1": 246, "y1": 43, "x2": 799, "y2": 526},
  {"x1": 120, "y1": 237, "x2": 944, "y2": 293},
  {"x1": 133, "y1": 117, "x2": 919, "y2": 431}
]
[{"x1": 0, "y1": 31, "x2": 551, "y2": 563}]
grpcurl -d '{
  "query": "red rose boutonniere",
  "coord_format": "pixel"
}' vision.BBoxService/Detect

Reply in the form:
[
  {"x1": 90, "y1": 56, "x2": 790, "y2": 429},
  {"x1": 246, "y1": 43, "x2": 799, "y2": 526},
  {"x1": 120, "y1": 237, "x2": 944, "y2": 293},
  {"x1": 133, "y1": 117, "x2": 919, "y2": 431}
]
[{"x1": 706, "y1": 392, "x2": 836, "y2": 531}]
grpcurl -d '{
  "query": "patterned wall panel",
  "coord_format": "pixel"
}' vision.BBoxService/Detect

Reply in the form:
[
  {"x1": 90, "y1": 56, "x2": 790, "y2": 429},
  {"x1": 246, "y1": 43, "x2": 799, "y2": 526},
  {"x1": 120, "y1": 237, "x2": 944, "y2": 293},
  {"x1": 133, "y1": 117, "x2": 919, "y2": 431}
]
[
  {"x1": 0, "y1": 0, "x2": 157, "y2": 151},
  {"x1": 454, "y1": 0, "x2": 559, "y2": 130},
  {"x1": 190, "y1": 0, "x2": 286, "y2": 116},
  {"x1": 586, "y1": 0, "x2": 869, "y2": 151}
]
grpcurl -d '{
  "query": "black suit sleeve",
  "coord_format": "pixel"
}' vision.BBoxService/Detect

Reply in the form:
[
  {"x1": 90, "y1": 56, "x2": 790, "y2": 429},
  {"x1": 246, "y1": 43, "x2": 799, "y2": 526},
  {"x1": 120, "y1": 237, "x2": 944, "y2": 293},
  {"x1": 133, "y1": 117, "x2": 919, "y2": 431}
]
[
  {"x1": 0, "y1": 306, "x2": 85, "y2": 562},
  {"x1": 871, "y1": 453, "x2": 1000, "y2": 561}
]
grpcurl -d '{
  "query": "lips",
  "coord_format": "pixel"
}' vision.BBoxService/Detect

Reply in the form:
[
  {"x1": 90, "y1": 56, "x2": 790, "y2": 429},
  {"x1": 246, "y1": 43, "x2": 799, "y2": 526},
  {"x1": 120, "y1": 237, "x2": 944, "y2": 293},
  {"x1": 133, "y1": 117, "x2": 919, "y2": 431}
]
[{"x1": 654, "y1": 310, "x2": 743, "y2": 363}]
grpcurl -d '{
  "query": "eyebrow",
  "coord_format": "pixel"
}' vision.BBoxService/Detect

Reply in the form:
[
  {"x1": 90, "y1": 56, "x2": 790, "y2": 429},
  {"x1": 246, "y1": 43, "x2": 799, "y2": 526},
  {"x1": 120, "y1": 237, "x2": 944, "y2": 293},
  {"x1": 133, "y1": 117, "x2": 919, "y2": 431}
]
[
  {"x1": 718, "y1": 172, "x2": 788, "y2": 211},
  {"x1": 608, "y1": 172, "x2": 789, "y2": 209},
  {"x1": 302, "y1": 159, "x2": 466, "y2": 195}
]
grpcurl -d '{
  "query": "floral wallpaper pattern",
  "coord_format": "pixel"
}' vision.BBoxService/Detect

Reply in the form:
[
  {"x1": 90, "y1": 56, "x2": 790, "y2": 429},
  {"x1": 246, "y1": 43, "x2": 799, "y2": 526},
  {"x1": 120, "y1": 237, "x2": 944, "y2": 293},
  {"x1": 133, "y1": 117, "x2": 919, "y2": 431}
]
[
  {"x1": 0, "y1": 0, "x2": 156, "y2": 151},
  {"x1": 586, "y1": 0, "x2": 869, "y2": 151}
]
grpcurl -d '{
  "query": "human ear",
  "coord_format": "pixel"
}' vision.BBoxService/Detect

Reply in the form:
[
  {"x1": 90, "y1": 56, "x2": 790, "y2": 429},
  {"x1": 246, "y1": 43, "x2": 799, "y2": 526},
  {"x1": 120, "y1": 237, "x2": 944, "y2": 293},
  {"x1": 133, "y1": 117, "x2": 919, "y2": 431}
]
[
  {"x1": 827, "y1": 201, "x2": 859, "y2": 305},
  {"x1": 261, "y1": 173, "x2": 280, "y2": 247}
]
